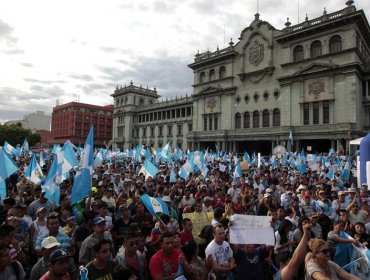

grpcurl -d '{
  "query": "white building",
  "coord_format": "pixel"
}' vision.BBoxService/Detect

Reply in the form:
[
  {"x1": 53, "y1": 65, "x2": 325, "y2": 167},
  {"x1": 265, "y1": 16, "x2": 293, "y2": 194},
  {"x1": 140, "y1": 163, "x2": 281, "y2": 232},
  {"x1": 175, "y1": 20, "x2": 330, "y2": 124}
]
[{"x1": 5, "y1": 111, "x2": 51, "y2": 131}]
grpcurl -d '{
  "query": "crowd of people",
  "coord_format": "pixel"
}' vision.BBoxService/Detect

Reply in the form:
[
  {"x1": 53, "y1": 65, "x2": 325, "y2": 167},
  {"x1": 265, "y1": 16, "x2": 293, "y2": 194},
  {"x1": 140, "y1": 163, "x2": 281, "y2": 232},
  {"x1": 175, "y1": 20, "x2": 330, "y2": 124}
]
[{"x1": 0, "y1": 149, "x2": 369, "y2": 280}]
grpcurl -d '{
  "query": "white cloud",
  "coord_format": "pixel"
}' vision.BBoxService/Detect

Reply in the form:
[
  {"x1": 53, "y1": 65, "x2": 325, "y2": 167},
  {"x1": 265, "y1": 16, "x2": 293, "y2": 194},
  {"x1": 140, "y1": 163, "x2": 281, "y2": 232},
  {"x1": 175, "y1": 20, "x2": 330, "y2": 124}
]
[{"x1": 0, "y1": 0, "x2": 368, "y2": 124}]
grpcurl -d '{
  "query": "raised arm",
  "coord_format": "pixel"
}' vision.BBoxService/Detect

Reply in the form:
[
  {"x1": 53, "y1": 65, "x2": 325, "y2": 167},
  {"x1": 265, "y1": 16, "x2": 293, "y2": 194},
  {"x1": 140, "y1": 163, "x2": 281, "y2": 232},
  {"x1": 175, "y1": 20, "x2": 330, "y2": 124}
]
[{"x1": 281, "y1": 223, "x2": 311, "y2": 280}]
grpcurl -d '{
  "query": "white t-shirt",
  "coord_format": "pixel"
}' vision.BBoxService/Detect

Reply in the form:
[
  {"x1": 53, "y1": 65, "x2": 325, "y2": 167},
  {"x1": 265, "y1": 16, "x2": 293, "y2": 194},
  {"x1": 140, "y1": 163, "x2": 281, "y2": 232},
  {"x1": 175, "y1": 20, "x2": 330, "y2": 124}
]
[
  {"x1": 205, "y1": 240, "x2": 233, "y2": 266},
  {"x1": 227, "y1": 188, "x2": 241, "y2": 203}
]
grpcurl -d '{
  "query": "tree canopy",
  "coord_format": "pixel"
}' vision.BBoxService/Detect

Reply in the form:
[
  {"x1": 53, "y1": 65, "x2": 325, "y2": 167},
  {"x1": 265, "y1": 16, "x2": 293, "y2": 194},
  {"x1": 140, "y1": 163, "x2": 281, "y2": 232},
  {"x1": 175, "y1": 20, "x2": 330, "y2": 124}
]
[{"x1": 0, "y1": 124, "x2": 41, "y2": 147}]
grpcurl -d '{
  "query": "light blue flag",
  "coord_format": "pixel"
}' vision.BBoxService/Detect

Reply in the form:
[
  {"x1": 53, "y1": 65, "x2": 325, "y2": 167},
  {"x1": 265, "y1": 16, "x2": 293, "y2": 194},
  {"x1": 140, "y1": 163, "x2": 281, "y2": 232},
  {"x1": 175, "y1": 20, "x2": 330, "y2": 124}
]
[
  {"x1": 334, "y1": 232, "x2": 358, "y2": 271},
  {"x1": 0, "y1": 148, "x2": 18, "y2": 198},
  {"x1": 3, "y1": 141, "x2": 17, "y2": 155},
  {"x1": 42, "y1": 156, "x2": 60, "y2": 206},
  {"x1": 57, "y1": 141, "x2": 78, "y2": 183},
  {"x1": 179, "y1": 159, "x2": 193, "y2": 180},
  {"x1": 272, "y1": 157, "x2": 278, "y2": 169},
  {"x1": 326, "y1": 167, "x2": 335, "y2": 181},
  {"x1": 71, "y1": 126, "x2": 94, "y2": 205},
  {"x1": 233, "y1": 162, "x2": 242, "y2": 181},
  {"x1": 341, "y1": 168, "x2": 350, "y2": 181},
  {"x1": 52, "y1": 144, "x2": 61, "y2": 154},
  {"x1": 243, "y1": 152, "x2": 250, "y2": 163},
  {"x1": 22, "y1": 139, "x2": 29, "y2": 154},
  {"x1": 39, "y1": 152, "x2": 46, "y2": 168},
  {"x1": 170, "y1": 168, "x2": 177, "y2": 183},
  {"x1": 140, "y1": 194, "x2": 169, "y2": 216},
  {"x1": 25, "y1": 154, "x2": 44, "y2": 185},
  {"x1": 160, "y1": 142, "x2": 171, "y2": 160},
  {"x1": 202, "y1": 166, "x2": 209, "y2": 179},
  {"x1": 144, "y1": 148, "x2": 151, "y2": 160},
  {"x1": 143, "y1": 159, "x2": 158, "y2": 180},
  {"x1": 94, "y1": 148, "x2": 103, "y2": 168}
]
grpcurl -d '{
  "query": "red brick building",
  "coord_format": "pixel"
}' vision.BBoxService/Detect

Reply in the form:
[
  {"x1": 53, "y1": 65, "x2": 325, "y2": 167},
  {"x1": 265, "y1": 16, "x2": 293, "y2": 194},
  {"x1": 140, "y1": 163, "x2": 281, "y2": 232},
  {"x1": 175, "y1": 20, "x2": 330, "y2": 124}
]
[{"x1": 50, "y1": 102, "x2": 113, "y2": 146}]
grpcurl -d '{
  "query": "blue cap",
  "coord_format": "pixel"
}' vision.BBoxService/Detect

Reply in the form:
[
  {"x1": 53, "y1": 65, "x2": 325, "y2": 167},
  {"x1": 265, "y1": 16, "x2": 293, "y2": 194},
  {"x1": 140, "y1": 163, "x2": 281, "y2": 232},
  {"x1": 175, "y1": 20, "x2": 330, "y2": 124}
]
[{"x1": 92, "y1": 217, "x2": 106, "y2": 225}]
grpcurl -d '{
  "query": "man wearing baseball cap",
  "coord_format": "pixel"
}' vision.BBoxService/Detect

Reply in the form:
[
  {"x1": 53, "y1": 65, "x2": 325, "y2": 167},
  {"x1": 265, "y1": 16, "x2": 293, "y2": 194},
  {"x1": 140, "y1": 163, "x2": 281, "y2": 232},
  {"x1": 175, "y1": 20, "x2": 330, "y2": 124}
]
[
  {"x1": 79, "y1": 217, "x2": 113, "y2": 265},
  {"x1": 39, "y1": 249, "x2": 73, "y2": 280}
]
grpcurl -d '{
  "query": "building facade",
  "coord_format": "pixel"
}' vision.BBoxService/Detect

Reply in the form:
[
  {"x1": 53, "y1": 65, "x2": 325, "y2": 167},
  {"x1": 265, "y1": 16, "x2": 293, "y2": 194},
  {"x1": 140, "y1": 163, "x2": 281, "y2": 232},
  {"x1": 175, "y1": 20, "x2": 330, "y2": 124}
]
[
  {"x1": 50, "y1": 102, "x2": 113, "y2": 146},
  {"x1": 5, "y1": 111, "x2": 51, "y2": 131},
  {"x1": 112, "y1": 1, "x2": 370, "y2": 154}
]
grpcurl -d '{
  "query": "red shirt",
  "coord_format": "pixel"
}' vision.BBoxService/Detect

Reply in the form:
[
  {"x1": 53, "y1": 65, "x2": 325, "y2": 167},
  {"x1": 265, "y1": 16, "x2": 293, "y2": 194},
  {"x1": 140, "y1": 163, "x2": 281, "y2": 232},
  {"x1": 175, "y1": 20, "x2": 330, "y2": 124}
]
[
  {"x1": 40, "y1": 272, "x2": 71, "y2": 280},
  {"x1": 179, "y1": 230, "x2": 194, "y2": 245},
  {"x1": 149, "y1": 249, "x2": 183, "y2": 278}
]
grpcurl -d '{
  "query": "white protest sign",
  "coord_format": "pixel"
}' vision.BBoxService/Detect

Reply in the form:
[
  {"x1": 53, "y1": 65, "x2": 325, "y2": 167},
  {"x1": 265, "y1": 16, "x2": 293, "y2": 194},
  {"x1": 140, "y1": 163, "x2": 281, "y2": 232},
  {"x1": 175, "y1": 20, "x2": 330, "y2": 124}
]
[{"x1": 229, "y1": 214, "x2": 275, "y2": 246}]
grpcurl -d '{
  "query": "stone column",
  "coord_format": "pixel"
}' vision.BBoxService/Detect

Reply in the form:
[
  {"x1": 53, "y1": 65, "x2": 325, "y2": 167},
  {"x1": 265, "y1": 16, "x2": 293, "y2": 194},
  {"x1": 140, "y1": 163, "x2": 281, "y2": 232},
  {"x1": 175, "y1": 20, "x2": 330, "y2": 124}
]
[
  {"x1": 331, "y1": 139, "x2": 336, "y2": 150},
  {"x1": 336, "y1": 139, "x2": 342, "y2": 153},
  {"x1": 295, "y1": 140, "x2": 300, "y2": 152},
  {"x1": 221, "y1": 141, "x2": 226, "y2": 152},
  {"x1": 345, "y1": 139, "x2": 350, "y2": 155}
]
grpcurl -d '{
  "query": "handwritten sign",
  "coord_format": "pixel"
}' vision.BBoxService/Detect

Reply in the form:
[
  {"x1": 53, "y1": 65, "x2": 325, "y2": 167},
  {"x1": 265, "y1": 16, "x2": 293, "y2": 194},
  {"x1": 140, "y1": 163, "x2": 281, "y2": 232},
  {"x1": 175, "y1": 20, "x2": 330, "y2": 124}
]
[
  {"x1": 183, "y1": 212, "x2": 214, "y2": 244},
  {"x1": 229, "y1": 214, "x2": 274, "y2": 245}
]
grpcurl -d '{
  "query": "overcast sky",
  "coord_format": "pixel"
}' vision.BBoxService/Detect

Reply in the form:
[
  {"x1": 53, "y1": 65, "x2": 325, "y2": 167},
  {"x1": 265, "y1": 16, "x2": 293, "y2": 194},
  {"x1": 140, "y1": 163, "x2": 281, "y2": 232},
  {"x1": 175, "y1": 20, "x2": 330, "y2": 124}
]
[{"x1": 0, "y1": 0, "x2": 368, "y2": 124}]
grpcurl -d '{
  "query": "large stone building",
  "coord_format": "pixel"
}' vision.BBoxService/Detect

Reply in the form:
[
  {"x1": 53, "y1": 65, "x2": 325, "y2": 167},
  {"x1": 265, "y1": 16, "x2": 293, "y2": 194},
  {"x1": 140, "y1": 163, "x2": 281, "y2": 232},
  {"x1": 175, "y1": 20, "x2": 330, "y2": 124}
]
[{"x1": 112, "y1": 1, "x2": 370, "y2": 154}]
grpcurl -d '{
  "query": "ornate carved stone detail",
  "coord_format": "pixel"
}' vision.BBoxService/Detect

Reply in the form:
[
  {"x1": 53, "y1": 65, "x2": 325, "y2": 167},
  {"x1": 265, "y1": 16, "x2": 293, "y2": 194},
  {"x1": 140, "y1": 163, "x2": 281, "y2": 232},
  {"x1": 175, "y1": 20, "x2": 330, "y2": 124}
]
[
  {"x1": 249, "y1": 40, "x2": 264, "y2": 66},
  {"x1": 206, "y1": 97, "x2": 217, "y2": 112},
  {"x1": 308, "y1": 78, "x2": 325, "y2": 99}
]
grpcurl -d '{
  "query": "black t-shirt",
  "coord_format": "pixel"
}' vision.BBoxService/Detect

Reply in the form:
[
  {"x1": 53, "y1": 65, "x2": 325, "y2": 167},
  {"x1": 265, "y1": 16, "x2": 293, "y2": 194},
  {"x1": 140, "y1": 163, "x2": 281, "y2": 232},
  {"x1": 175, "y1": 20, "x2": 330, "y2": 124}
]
[
  {"x1": 113, "y1": 218, "x2": 132, "y2": 247},
  {"x1": 86, "y1": 260, "x2": 115, "y2": 280},
  {"x1": 235, "y1": 247, "x2": 267, "y2": 279},
  {"x1": 74, "y1": 224, "x2": 91, "y2": 243}
]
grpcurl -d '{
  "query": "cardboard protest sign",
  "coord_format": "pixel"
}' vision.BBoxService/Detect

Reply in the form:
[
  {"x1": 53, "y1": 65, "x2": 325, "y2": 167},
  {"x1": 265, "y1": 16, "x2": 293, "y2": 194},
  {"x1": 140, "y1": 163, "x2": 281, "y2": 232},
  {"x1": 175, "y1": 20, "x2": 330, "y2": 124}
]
[
  {"x1": 183, "y1": 212, "x2": 214, "y2": 244},
  {"x1": 229, "y1": 214, "x2": 274, "y2": 245}
]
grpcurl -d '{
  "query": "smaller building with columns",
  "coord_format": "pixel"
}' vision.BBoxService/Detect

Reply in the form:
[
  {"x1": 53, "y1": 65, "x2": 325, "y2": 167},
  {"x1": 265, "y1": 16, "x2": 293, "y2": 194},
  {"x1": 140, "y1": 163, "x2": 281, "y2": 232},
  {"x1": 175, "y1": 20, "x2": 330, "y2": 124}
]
[{"x1": 111, "y1": 82, "x2": 193, "y2": 150}]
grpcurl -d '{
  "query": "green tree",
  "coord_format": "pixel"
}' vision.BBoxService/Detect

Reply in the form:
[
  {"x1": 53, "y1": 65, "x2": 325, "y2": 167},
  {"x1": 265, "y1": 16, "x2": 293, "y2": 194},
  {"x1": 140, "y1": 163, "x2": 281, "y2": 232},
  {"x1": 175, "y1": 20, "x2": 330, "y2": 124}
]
[
  {"x1": 29, "y1": 133, "x2": 41, "y2": 147},
  {"x1": 0, "y1": 124, "x2": 32, "y2": 146}
]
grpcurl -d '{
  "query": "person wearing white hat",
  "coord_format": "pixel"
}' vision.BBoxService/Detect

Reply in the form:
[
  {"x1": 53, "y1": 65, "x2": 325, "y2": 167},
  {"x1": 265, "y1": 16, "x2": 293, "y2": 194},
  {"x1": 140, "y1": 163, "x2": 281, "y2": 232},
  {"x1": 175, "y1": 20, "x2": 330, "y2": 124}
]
[
  {"x1": 332, "y1": 191, "x2": 350, "y2": 213},
  {"x1": 227, "y1": 181, "x2": 242, "y2": 203}
]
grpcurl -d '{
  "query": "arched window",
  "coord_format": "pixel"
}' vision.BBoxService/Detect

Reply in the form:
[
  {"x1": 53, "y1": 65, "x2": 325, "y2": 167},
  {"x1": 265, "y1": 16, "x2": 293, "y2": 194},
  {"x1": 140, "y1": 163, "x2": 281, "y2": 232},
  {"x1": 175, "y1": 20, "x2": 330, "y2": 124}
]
[
  {"x1": 310, "y1": 40, "x2": 322, "y2": 57},
  {"x1": 139, "y1": 98, "x2": 145, "y2": 106},
  {"x1": 329, "y1": 35, "x2": 342, "y2": 53},
  {"x1": 293, "y1": 45, "x2": 304, "y2": 62},
  {"x1": 209, "y1": 69, "x2": 216, "y2": 81},
  {"x1": 253, "y1": 111, "x2": 260, "y2": 128},
  {"x1": 273, "y1": 108, "x2": 280, "y2": 126},
  {"x1": 199, "y1": 72, "x2": 206, "y2": 83},
  {"x1": 219, "y1": 66, "x2": 226, "y2": 79},
  {"x1": 262, "y1": 110, "x2": 270, "y2": 127},
  {"x1": 243, "y1": 112, "x2": 250, "y2": 128},
  {"x1": 235, "y1": 113, "x2": 241, "y2": 129}
]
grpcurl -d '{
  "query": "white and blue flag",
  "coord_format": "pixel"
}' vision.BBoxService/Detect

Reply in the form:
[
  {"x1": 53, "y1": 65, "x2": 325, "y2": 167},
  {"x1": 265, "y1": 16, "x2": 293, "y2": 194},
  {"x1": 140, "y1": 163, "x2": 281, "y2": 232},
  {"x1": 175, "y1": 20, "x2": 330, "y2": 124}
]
[
  {"x1": 57, "y1": 141, "x2": 78, "y2": 183},
  {"x1": 42, "y1": 156, "x2": 60, "y2": 205},
  {"x1": 140, "y1": 194, "x2": 169, "y2": 216},
  {"x1": 0, "y1": 148, "x2": 18, "y2": 199},
  {"x1": 143, "y1": 159, "x2": 158, "y2": 180},
  {"x1": 25, "y1": 154, "x2": 44, "y2": 185},
  {"x1": 3, "y1": 141, "x2": 17, "y2": 155},
  {"x1": 71, "y1": 126, "x2": 94, "y2": 205}
]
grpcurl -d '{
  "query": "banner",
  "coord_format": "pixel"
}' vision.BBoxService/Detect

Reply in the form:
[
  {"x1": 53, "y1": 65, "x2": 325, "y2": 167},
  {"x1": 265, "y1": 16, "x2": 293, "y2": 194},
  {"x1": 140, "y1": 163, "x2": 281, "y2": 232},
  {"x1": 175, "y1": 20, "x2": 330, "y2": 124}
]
[
  {"x1": 229, "y1": 214, "x2": 274, "y2": 245},
  {"x1": 183, "y1": 212, "x2": 213, "y2": 244}
]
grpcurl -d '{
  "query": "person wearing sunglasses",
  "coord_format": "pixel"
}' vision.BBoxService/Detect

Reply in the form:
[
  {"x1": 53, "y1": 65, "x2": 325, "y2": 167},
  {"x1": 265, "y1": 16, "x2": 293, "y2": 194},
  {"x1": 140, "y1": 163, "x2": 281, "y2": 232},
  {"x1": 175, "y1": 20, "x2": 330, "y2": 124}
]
[
  {"x1": 305, "y1": 239, "x2": 360, "y2": 280},
  {"x1": 114, "y1": 232, "x2": 147, "y2": 280}
]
